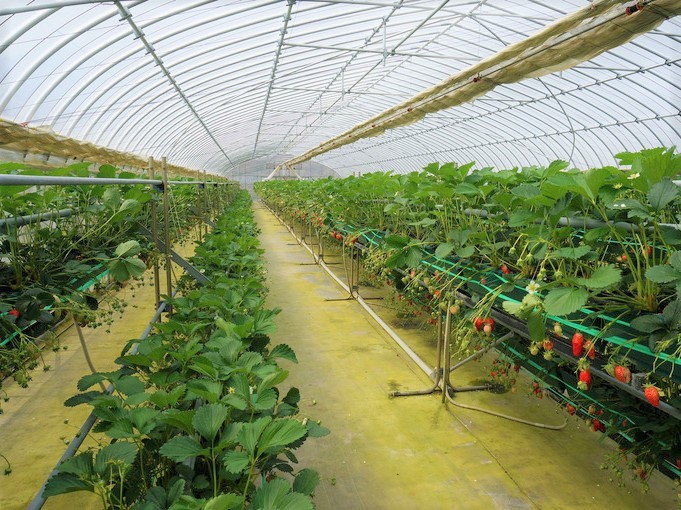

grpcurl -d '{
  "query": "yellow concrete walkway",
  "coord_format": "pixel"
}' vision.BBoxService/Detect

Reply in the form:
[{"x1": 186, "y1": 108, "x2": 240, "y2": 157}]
[
  {"x1": 0, "y1": 232, "x2": 199, "y2": 510},
  {"x1": 255, "y1": 204, "x2": 679, "y2": 510}
]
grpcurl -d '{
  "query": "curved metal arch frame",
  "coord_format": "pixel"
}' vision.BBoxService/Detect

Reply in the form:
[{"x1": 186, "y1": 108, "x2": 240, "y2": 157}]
[
  {"x1": 329, "y1": 83, "x2": 590, "y2": 169},
  {"x1": 7, "y1": 0, "x2": 273, "y2": 111},
  {"x1": 102, "y1": 1, "x2": 411, "y2": 153},
  {"x1": 331, "y1": 114, "x2": 678, "y2": 174},
  {"x1": 326, "y1": 58, "x2": 679, "y2": 174},
  {"x1": 50, "y1": 1, "x2": 280, "y2": 132},
  {"x1": 31, "y1": 1, "x2": 291, "y2": 134},
  {"x1": 86, "y1": 5, "x2": 370, "y2": 149},
  {"x1": 0, "y1": 1, "x2": 679, "y2": 176},
  {"x1": 0, "y1": 2, "x2": 145, "y2": 114},
  {"x1": 125, "y1": 49, "x2": 374, "y2": 159},
  {"x1": 328, "y1": 115, "x2": 552, "y2": 172},
  {"x1": 310, "y1": 12, "x2": 676, "y2": 172}
]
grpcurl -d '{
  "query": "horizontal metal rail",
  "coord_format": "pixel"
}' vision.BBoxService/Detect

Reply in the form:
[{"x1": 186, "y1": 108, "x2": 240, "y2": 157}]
[
  {"x1": 0, "y1": 208, "x2": 74, "y2": 229},
  {"x1": 0, "y1": 175, "x2": 230, "y2": 187},
  {"x1": 462, "y1": 207, "x2": 680, "y2": 233}
]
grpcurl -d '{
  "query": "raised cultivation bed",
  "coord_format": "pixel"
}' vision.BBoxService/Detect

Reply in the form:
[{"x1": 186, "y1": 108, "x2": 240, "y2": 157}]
[{"x1": 255, "y1": 147, "x2": 681, "y2": 483}]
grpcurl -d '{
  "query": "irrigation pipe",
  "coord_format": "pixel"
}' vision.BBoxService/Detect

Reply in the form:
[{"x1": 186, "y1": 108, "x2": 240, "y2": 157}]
[
  {"x1": 266, "y1": 204, "x2": 566, "y2": 429},
  {"x1": 444, "y1": 394, "x2": 566, "y2": 430},
  {"x1": 0, "y1": 208, "x2": 74, "y2": 229},
  {"x1": 0, "y1": 175, "x2": 231, "y2": 187},
  {"x1": 72, "y1": 317, "x2": 106, "y2": 392},
  {"x1": 268, "y1": 205, "x2": 430, "y2": 375}
]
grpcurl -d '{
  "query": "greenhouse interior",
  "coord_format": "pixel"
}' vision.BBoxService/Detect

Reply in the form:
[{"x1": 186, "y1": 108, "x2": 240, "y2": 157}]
[{"x1": 0, "y1": 0, "x2": 680, "y2": 508}]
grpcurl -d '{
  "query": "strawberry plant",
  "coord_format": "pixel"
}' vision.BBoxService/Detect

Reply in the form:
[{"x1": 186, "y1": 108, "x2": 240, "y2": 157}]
[
  {"x1": 256, "y1": 146, "x2": 681, "y2": 485},
  {"x1": 43, "y1": 190, "x2": 326, "y2": 508}
]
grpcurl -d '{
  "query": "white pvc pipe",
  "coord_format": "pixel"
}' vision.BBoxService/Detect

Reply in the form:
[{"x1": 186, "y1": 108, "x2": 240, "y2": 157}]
[{"x1": 271, "y1": 205, "x2": 433, "y2": 376}]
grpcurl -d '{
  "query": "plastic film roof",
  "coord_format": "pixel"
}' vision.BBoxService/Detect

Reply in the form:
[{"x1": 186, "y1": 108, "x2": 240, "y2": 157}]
[{"x1": 0, "y1": 0, "x2": 680, "y2": 177}]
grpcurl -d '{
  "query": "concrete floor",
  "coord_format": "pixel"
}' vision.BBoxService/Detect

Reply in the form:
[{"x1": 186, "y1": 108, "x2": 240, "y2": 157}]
[{"x1": 255, "y1": 204, "x2": 680, "y2": 510}]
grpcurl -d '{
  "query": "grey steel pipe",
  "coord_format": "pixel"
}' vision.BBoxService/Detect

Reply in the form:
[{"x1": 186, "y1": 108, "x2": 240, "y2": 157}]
[
  {"x1": 462, "y1": 207, "x2": 646, "y2": 233},
  {"x1": 0, "y1": 175, "x2": 228, "y2": 187},
  {"x1": 0, "y1": 208, "x2": 74, "y2": 228}
]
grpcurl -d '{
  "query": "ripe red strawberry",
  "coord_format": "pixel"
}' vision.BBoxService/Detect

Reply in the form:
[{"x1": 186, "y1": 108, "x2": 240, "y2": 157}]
[
  {"x1": 473, "y1": 317, "x2": 484, "y2": 331},
  {"x1": 614, "y1": 365, "x2": 631, "y2": 384},
  {"x1": 578, "y1": 369, "x2": 592, "y2": 390},
  {"x1": 572, "y1": 332, "x2": 584, "y2": 357},
  {"x1": 644, "y1": 385, "x2": 660, "y2": 407},
  {"x1": 8, "y1": 309, "x2": 19, "y2": 318},
  {"x1": 584, "y1": 339, "x2": 596, "y2": 359},
  {"x1": 621, "y1": 253, "x2": 627, "y2": 262},
  {"x1": 566, "y1": 404, "x2": 576, "y2": 415},
  {"x1": 592, "y1": 419, "x2": 606, "y2": 433},
  {"x1": 500, "y1": 264, "x2": 510, "y2": 275}
]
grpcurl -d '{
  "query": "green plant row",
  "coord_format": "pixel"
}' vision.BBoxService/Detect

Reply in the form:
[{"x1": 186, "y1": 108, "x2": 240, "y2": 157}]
[
  {"x1": 44, "y1": 190, "x2": 327, "y2": 510},
  {"x1": 0, "y1": 162, "x2": 237, "y2": 387},
  {"x1": 254, "y1": 147, "x2": 681, "y2": 486},
  {"x1": 254, "y1": 148, "x2": 681, "y2": 387}
]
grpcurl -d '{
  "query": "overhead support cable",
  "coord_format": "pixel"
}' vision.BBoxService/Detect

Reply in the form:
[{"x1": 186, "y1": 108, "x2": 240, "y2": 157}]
[
  {"x1": 282, "y1": 0, "x2": 681, "y2": 169},
  {"x1": 0, "y1": 0, "x2": 113, "y2": 16},
  {"x1": 282, "y1": 42, "x2": 472, "y2": 59},
  {"x1": 252, "y1": 0, "x2": 296, "y2": 158},
  {"x1": 272, "y1": 0, "x2": 406, "y2": 155},
  {"x1": 113, "y1": 0, "x2": 233, "y2": 166}
]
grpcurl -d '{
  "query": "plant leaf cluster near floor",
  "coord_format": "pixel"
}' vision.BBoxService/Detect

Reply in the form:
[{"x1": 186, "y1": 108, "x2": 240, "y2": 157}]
[
  {"x1": 44, "y1": 190, "x2": 327, "y2": 509},
  {"x1": 255, "y1": 147, "x2": 681, "y2": 486}
]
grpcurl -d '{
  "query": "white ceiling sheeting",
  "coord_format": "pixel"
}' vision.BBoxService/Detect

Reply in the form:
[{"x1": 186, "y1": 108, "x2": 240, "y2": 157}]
[{"x1": 0, "y1": 0, "x2": 679, "y2": 176}]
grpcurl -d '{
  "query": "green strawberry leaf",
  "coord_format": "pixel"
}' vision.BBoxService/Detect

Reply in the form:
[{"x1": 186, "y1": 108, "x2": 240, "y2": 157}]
[{"x1": 543, "y1": 287, "x2": 589, "y2": 316}]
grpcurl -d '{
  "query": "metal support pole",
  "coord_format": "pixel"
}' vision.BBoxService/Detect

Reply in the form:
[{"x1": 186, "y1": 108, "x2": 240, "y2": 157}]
[
  {"x1": 203, "y1": 170, "x2": 208, "y2": 236},
  {"x1": 391, "y1": 312, "x2": 444, "y2": 397},
  {"x1": 196, "y1": 169, "x2": 203, "y2": 244},
  {"x1": 148, "y1": 157, "x2": 161, "y2": 310},
  {"x1": 161, "y1": 157, "x2": 173, "y2": 317}
]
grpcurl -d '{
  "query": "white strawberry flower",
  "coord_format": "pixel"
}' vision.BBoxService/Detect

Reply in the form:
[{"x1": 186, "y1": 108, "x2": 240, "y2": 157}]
[{"x1": 525, "y1": 280, "x2": 540, "y2": 295}]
